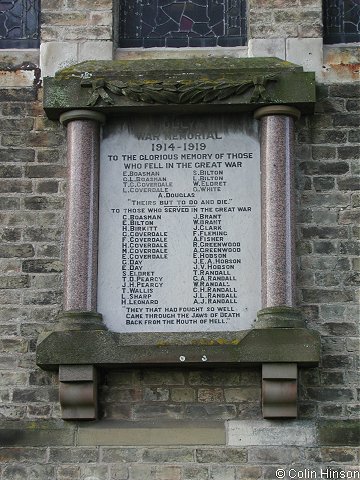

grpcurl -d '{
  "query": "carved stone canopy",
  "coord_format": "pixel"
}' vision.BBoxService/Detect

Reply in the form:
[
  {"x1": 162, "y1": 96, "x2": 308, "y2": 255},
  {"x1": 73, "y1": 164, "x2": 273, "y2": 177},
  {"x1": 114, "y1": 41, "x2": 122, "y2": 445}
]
[
  {"x1": 43, "y1": 57, "x2": 315, "y2": 119},
  {"x1": 39, "y1": 57, "x2": 319, "y2": 420}
]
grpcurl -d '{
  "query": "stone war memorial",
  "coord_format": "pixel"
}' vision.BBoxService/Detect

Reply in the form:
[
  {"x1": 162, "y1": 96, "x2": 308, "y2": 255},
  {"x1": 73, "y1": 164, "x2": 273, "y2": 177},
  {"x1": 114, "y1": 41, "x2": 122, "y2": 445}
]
[
  {"x1": 0, "y1": 1, "x2": 359, "y2": 479},
  {"x1": 99, "y1": 114, "x2": 261, "y2": 333}
]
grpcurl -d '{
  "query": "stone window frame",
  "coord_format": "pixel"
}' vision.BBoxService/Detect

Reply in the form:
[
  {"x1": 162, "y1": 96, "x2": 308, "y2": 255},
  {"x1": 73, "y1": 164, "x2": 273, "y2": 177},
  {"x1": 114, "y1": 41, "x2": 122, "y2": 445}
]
[
  {"x1": 113, "y1": 0, "x2": 248, "y2": 61},
  {"x1": 322, "y1": 0, "x2": 360, "y2": 45},
  {"x1": 115, "y1": 0, "x2": 248, "y2": 49},
  {"x1": 0, "y1": 0, "x2": 40, "y2": 49}
]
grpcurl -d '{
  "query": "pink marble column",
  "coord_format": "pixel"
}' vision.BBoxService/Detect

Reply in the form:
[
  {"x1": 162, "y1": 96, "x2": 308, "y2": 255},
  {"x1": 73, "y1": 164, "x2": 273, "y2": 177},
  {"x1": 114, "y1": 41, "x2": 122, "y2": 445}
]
[
  {"x1": 60, "y1": 110, "x2": 105, "y2": 312},
  {"x1": 254, "y1": 106, "x2": 301, "y2": 309}
]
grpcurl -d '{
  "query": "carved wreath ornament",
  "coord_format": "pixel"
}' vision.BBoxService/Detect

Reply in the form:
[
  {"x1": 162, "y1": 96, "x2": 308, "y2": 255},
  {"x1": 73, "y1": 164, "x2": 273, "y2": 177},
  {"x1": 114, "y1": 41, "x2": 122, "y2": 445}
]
[{"x1": 81, "y1": 74, "x2": 277, "y2": 106}]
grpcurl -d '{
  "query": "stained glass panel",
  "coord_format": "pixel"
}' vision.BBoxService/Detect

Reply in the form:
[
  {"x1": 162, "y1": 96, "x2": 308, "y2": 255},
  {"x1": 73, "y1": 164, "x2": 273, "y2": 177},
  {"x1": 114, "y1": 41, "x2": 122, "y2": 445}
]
[
  {"x1": 323, "y1": 0, "x2": 360, "y2": 44},
  {"x1": 0, "y1": 0, "x2": 40, "y2": 48},
  {"x1": 118, "y1": 0, "x2": 247, "y2": 48}
]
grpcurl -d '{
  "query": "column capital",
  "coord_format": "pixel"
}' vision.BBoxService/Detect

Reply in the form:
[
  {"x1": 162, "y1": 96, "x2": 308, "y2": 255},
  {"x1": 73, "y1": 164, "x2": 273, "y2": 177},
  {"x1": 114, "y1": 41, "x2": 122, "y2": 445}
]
[
  {"x1": 254, "y1": 105, "x2": 301, "y2": 120},
  {"x1": 60, "y1": 109, "x2": 106, "y2": 125}
]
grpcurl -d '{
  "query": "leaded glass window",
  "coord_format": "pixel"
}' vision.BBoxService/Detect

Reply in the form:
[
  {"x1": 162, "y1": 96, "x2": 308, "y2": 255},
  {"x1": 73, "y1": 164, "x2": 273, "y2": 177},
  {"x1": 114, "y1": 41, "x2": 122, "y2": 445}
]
[
  {"x1": 118, "y1": 0, "x2": 247, "y2": 48},
  {"x1": 0, "y1": 0, "x2": 40, "y2": 48},
  {"x1": 323, "y1": 0, "x2": 360, "y2": 44}
]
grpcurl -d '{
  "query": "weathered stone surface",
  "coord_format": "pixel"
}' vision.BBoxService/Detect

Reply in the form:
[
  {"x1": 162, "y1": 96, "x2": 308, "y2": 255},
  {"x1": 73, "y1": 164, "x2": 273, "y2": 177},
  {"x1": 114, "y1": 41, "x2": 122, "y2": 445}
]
[
  {"x1": 0, "y1": 421, "x2": 75, "y2": 446},
  {"x1": 318, "y1": 420, "x2": 360, "y2": 446},
  {"x1": 196, "y1": 447, "x2": 247, "y2": 464},
  {"x1": 227, "y1": 420, "x2": 317, "y2": 446},
  {"x1": 36, "y1": 328, "x2": 320, "y2": 369},
  {"x1": 43, "y1": 58, "x2": 316, "y2": 119},
  {"x1": 78, "y1": 421, "x2": 225, "y2": 446}
]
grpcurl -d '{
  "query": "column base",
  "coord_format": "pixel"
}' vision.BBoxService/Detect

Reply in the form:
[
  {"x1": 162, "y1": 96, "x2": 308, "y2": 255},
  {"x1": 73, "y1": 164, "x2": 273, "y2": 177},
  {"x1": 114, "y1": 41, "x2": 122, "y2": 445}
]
[
  {"x1": 55, "y1": 310, "x2": 107, "y2": 331},
  {"x1": 255, "y1": 306, "x2": 305, "y2": 329}
]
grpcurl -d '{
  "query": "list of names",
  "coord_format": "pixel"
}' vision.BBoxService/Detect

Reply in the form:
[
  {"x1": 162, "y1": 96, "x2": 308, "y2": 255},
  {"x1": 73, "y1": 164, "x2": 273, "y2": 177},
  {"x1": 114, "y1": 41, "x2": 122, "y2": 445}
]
[{"x1": 98, "y1": 116, "x2": 261, "y2": 332}]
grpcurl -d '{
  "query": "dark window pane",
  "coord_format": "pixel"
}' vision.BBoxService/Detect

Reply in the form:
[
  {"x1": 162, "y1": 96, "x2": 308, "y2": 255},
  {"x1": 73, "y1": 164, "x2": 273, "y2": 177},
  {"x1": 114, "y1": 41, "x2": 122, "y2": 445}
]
[
  {"x1": 0, "y1": 0, "x2": 40, "y2": 48},
  {"x1": 323, "y1": 0, "x2": 360, "y2": 44},
  {"x1": 119, "y1": 0, "x2": 247, "y2": 48}
]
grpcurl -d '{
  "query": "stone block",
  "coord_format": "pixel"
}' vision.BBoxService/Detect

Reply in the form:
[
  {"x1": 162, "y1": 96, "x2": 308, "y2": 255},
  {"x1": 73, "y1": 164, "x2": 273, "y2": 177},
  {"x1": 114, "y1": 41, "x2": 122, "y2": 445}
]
[
  {"x1": 338, "y1": 146, "x2": 360, "y2": 160},
  {"x1": 78, "y1": 41, "x2": 113, "y2": 62},
  {"x1": 184, "y1": 404, "x2": 237, "y2": 420},
  {"x1": 0, "y1": 88, "x2": 36, "y2": 102},
  {"x1": 0, "y1": 165, "x2": 22, "y2": 179},
  {"x1": 49, "y1": 446, "x2": 99, "y2": 463},
  {"x1": 142, "y1": 370, "x2": 185, "y2": 386},
  {"x1": 2, "y1": 465, "x2": 28, "y2": 480},
  {"x1": 3, "y1": 132, "x2": 63, "y2": 149},
  {"x1": 248, "y1": 446, "x2": 301, "y2": 464},
  {"x1": 235, "y1": 465, "x2": 262, "y2": 479},
  {"x1": 80, "y1": 465, "x2": 109, "y2": 480},
  {"x1": 0, "y1": 447, "x2": 47, "y2": 463},
  {"x1": 36, "y1": 181, "x2": 60, "y2": 194},
  {"x1": 248, "y1": 38, "x2": 285, "y2": 59},
  {"x1": 0, "y1": 420, "x2": 75, "y2": 446},
  {"x1": 143, "y1": 387, "x2": 170, "y2": 402},
  {"x1": 23, "y1": 196, "x2": 64, "y2": 210},
  {"x1": 25, "y1": 164, "x2": 66, "y2": 178},
  {"x1": 313, "y1": 177, "x2": 335, "y2": 191},
  {"x1": 109, "y1": 464, "x2": 129, "y2": 480},
  {"x1": 79, "y1": 421, "x2": 225, "y2": 446},
  {"x1": 286, "y1": 38, "x2": 323, "y2": 78},
  {"x1": 0, "y1": 148, "x2": 35, "y2": 164},
  {"x1": 224, "y1": 387, "x2": 261, "y2": 402},
  {"x1": 330, "y1": 84, "x2": 360, "y2": 98},
  {"x1": 198, "y1": 388, "x2": 224, "y2": 403},
  {"x1": 171, "y1": 388, "x2": 196, "y2": 403},
  {"x1": 0, "y1": 180, "x2": 33, "y2": 194},
  {"x1": 319, "y1": 420, "x2": 360, "y2": 446},
  {"x1": 183, "y1": 465, "x2": 209, "y2": 480},
  {"x1": 128, "y1": 464, "x2": 156, "y2": 480},
  {"x1": 189, "y1": 370, "x2": 240, "y2": 386},
  {"x1": 100, "y1": 447, "x2": 140, "y2": 463},
  {"x1": 141, "y1": 447, "x2": 194, "y2": 463},
  {"x1": 56, "y1": 465, "x2": 81, "y2": 480},
  {"x1": 210, "y1": 465, "x2": 236, "y2": 480},
  {"x1": 40, "y1": 42, "x2": 78, "y2": 78},
  {"x1": 196, "y1": 447, "x2": 247, "y2": 464},
  {"x1": 0, "y1": 276, "x2": 29, "y2": 289},
  {"x1": 227, "y1": 420, "x2": 316, "y2": 446},
  {"x1": 0, "y1": 197, "x2": 20, "y2": 210}
]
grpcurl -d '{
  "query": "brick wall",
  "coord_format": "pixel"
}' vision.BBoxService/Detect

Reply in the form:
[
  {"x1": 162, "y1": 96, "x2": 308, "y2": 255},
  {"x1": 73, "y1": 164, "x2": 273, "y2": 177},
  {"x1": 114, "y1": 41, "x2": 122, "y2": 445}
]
[
  {"x1": 0, "y1": 82, "x2": 358, "y2": 480},
  {"x1": 41, "y1": 0, "x2": 112, "y2": 42},
  {"x1": 0, "y1": 1, "x2": 359, "y2": 479},
  {"x1": 249, "y1": 0, "x2": 322, "y2": 38}
]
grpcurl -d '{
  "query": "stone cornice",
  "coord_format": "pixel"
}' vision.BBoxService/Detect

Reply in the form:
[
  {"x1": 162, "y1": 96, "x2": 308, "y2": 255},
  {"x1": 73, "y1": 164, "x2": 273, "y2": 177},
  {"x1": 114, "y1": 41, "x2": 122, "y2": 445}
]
[{"x1": 43, "y1": 57, "x2": 316, "y2": 119}]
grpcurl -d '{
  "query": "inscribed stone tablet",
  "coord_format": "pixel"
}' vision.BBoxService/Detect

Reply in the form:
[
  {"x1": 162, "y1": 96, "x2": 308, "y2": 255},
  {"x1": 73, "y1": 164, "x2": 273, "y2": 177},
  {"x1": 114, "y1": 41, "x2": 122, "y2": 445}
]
[{"x1": 98, "y1": 115, "x2": 261, "y2": 332}]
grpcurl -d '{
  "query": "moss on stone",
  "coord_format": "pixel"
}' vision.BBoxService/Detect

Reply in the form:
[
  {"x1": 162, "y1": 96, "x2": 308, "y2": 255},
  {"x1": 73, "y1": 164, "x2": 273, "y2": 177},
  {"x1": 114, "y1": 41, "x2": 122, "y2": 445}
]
[{"x1": 55, "y1": 57, "x2": 302, "y2": 80}]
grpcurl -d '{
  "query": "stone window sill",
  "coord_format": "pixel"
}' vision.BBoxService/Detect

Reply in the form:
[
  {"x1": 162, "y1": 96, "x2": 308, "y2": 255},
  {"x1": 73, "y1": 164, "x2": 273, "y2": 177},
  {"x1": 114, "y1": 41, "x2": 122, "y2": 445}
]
[{"x1": 115, "y1": 46, "x2": 248, "y2": 61}]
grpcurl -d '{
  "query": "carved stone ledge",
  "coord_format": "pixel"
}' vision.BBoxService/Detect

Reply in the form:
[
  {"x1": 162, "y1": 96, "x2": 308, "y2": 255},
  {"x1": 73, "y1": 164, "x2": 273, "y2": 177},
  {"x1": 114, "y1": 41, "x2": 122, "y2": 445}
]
[
  {"x1": 43, "y1": 57, "x2": 316, "y2": 119},
  {"x1": 37, "y1": 327, "x2": 320, "y2": 370},
  {"x1": 37, "y1": 307, "x2": 319, "y2": 420}
]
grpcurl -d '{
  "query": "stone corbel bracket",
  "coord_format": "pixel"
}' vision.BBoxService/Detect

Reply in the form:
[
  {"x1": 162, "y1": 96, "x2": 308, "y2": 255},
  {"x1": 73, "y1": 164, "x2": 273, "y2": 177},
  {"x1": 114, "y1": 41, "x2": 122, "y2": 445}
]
[
  {"x1": 37, "y1": 308, "x2": 320, "y2": 420},
  {"x1": 39, "y1": 57, "x2": 319, "y2": 420}
]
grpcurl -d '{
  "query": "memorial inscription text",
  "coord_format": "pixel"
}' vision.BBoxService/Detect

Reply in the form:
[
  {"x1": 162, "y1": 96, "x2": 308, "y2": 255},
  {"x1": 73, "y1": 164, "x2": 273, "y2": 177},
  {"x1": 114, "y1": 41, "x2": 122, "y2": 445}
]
[{"x1": 98, "y1": 116, "x2": 261, "y2": 332}]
